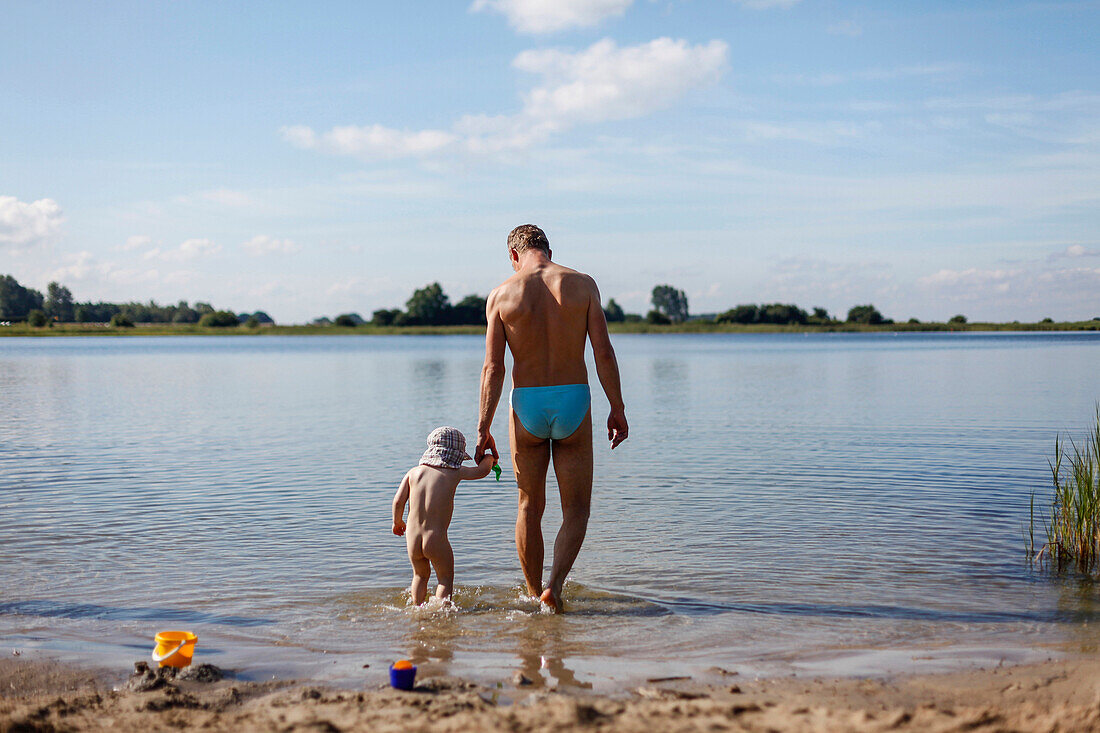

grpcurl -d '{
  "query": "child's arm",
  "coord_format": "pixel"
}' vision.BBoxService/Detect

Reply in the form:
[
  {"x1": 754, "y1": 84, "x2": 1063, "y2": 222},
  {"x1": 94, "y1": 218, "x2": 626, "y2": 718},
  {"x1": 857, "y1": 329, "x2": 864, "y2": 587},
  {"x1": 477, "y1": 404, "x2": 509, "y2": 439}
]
[
  {"x1": 392, "y1": 473, "x2": 410, "y2": 535},
  {"x1": 459, "y1": 454, "x2": 496, "y2": 481}
]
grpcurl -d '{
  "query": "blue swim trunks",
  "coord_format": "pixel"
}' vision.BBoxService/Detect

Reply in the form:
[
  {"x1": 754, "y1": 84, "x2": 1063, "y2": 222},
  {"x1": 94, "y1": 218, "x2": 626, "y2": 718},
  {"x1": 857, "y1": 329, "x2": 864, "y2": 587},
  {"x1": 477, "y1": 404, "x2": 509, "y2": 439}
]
[{"x1": 510, "y1": 384, "x2": 591, "y2": 440}]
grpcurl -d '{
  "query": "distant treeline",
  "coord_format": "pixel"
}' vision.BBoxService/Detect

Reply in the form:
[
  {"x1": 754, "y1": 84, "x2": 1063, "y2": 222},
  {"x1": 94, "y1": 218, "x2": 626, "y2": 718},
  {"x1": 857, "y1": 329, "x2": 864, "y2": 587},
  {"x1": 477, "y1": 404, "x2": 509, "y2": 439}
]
[
  {"x1": 607, "y1": 285, "x2": 972, "y2": 327},
  {"x1": 0, "y1": 274, "x2": 270, "y2": 327},
  {"x1": 316, "y1": 282, "x2": 487, "y2": 327},
  {"x1": 317, "y1": 281, "x2": 1087, "y2": 328},
  {"x1": 7, "y1": 274, "x2": 1083, "y2": 332},
  {"x1": 315, "y1": 282, "x2": 909, "y2": 330},
  {"x1": 712, "y1": 302, "x2": 893, "y2": 326}
]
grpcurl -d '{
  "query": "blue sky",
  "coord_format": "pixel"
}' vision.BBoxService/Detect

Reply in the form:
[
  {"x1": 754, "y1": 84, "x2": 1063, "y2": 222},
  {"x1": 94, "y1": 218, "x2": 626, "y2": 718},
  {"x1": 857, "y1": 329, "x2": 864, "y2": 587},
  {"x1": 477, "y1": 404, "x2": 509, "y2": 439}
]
[{"x1": 2, "y1": 0, "x2": 1098, "y2": 322}]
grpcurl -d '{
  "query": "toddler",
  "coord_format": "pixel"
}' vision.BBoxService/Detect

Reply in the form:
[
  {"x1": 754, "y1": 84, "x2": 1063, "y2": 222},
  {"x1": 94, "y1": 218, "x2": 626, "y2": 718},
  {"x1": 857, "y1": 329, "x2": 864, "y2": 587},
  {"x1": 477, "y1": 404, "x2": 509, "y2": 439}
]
[{"x1": 392, "y1": 426, "x2": 495, "y2": 604}]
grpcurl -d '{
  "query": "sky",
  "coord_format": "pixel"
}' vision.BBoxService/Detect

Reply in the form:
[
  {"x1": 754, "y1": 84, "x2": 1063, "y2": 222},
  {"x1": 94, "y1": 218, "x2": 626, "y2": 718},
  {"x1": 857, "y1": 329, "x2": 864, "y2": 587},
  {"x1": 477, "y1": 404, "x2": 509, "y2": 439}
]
[{"x1": 2, "y1": 0, "x2": 1099, "y2": 323}]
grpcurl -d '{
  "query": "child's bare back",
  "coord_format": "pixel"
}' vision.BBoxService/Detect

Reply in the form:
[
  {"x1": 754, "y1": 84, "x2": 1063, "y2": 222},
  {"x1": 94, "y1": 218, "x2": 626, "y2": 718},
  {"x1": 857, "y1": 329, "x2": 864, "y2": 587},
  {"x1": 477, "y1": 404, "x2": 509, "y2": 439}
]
[{"x1": 392, "y1": 427, "x2": 494, "y2": 604}]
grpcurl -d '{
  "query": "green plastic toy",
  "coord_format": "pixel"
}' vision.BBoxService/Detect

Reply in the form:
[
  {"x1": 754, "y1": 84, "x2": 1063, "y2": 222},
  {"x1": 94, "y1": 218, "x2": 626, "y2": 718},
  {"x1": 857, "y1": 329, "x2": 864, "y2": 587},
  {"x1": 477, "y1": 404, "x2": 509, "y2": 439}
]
[{"x1": 492, "y1": 463, "x2": 502, "y2": 481}]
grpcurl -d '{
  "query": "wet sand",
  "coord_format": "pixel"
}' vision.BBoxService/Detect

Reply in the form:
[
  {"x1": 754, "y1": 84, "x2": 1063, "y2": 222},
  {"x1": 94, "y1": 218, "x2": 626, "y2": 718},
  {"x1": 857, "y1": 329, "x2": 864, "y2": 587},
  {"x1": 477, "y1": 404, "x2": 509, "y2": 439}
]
[{"x1": 3, "y1": 654, "x2": 1099, "y2": 732}]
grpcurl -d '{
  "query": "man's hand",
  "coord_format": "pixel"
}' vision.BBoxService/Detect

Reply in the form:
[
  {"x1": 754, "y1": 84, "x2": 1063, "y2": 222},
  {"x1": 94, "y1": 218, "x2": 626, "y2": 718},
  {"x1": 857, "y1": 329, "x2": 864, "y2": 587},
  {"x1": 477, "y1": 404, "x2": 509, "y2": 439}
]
[
  {"x1": 392, "y1": 520, "x2": 406, "y2": 536},
  {"x1": 607, "y1": 409, "x2": 628, "y2": 449},
  {"x1": 475, "y1": 431, "x2": 499, "y2": 463}
]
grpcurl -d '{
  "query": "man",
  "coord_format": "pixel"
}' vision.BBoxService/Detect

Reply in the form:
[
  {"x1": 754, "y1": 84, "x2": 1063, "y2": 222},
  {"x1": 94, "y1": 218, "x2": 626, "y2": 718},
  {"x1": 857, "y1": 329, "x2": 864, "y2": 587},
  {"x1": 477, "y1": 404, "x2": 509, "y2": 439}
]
[{"x1": 475, "y1": 224, "x2": 628, "y2": 612}]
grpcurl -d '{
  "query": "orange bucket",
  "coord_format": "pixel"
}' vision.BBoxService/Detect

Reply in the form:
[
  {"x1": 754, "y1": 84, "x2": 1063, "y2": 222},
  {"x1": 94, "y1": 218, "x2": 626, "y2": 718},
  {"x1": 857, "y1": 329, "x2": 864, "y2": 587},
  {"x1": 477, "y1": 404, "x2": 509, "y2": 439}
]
[{"x1": 152, "y1": 630, "x2": 197, "y2": 668}]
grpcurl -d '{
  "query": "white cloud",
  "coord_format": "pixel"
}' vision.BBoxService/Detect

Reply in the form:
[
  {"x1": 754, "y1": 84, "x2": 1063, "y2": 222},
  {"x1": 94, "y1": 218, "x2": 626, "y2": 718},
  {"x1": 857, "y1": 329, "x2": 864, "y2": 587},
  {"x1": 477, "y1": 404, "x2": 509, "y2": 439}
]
[
  {"x1": 119, "y1": 234, "x2": 152, "y2": 251},
  {"x1": 918, "y1": 266, "x2": 1100, "y2": 318},
  {"x1": 470, "y1": 0, "x2": 633, "y2": 33},
  {"x1": 46, "y1": 250, "x2": 98, "y2": 282},
  {"x1": 1050, "y1": 244, "x2": 1100, "y2": 259},
  {"x1": 177, "y1": 238, "x2": 220, "y2": 260},
  {"x1": 243, "y1": 235, "x2": 300, "y2": 256},
  {"x1": 280, "y1": 124, "x2": 456, "y2": 160},
  {"x1": 145, "y1": 238, "x2": 222, "y2": 262},
  {"x1": 514, "y1": 38, "x2": 728, "y2": 126},
  {"x1": 282, "y1": 38, "x2": 728, "y2": 160},
  {"x1": 0, "y1": 196, "x2": 64, "y2": 249},
  {"x1": 45, "y1": 250, "x2": 182, "y2": 290}
]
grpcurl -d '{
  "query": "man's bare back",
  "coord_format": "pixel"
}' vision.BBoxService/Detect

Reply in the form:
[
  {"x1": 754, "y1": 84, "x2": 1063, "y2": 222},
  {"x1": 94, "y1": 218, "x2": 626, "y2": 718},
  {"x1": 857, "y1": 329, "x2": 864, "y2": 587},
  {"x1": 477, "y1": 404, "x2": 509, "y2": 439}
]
[
  {"x1": 490, "y1": 261, "x2": 593, "y2": 388},
  {"x1": 475, "y1": 225, "x2": 628, "y2": 612}
]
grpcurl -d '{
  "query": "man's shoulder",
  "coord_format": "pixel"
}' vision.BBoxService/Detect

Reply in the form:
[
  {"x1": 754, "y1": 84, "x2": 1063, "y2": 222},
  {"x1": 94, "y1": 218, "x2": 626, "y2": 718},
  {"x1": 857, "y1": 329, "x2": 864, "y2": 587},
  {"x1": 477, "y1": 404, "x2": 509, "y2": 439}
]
[
  {"x1": 488, "y1": 270, "x2": 543, "y2": 298},
  {"x1": 529, "y1": 263, "x2": 596, "y2": 292},
  {"x1": 555, "y1": 266, "x2": 598, "y2": 294},
  {"x1": 557, "y1": 264, "x2": 587, "y2": 277},
  {"x1": 487, "y1": 277, "x2": 518, "y2": 306},
  {"x1": 490, "y1": 264, "x2": 596, "y2": 303}
]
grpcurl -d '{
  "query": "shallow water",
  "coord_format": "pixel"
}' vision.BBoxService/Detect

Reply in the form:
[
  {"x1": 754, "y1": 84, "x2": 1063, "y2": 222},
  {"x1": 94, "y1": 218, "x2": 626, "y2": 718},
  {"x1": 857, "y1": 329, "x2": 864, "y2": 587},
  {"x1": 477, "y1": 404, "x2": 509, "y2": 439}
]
[{"x1": 2, "y1": 333, "x2": 1099, "y2": 689}]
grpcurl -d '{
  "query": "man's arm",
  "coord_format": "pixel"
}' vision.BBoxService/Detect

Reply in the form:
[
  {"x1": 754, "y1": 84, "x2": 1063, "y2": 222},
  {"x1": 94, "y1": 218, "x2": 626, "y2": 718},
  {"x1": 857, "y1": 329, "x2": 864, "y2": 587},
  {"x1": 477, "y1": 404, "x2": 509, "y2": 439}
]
[
  {"x1": 391, "y1": 473, "x2": 410, "y2": 535},
  {"x1": 586, "y1": 278, "x2": 628, "y2": 449},
  {"x1": 475, "y1": 289, "x2": 506, "y2": 462}
]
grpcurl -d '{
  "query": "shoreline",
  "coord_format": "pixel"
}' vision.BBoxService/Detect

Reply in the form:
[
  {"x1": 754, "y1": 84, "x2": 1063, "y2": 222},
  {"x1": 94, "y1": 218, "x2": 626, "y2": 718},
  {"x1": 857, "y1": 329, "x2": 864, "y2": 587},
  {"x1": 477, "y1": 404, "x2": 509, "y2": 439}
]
[
  {"x1": 3, "y1": 652, "x2": 1099, "y2": 731},
  {"x1": 1, "y1": 321, "x2": 1099, "y2": 337}
]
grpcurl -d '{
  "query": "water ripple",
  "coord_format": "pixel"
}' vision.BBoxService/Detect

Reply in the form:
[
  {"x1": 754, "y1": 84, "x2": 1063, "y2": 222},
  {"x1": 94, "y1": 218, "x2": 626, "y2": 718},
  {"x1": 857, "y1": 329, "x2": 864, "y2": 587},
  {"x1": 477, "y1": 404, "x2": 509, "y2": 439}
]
[{"x1": 2, "y1": 333, "x2": 1099, "y2": 673}]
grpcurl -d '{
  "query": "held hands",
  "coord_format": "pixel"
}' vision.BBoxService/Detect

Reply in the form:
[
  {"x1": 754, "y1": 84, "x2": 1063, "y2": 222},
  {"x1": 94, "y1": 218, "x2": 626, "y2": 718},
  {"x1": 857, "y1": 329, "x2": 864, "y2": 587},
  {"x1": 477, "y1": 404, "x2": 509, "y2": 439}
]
[
  {"x1": 475, "y1": 431, "x2": 499, "y2": 464},
  {"x1": 392, "y1": 520, "x2": 406, "y2": 536},
  {"x1": 607, "y1": 408, "x2": 628, "y2": 450}
]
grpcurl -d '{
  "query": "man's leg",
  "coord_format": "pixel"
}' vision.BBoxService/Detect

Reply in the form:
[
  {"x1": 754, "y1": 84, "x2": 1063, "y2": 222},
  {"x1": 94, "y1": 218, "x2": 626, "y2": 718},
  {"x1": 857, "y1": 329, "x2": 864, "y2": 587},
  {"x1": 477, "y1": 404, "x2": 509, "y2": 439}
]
[
  {"x1": 510, "y1": 409, "x2": 551, "y2": 598},
  {"x1": 542, "y1": 411, "x2": 593, "y2": 612}
]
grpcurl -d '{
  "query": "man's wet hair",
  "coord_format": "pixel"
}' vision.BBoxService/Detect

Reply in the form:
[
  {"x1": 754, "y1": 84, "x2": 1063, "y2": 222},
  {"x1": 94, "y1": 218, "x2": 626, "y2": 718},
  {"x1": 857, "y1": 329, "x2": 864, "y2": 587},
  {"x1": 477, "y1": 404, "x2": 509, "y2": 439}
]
[{"x1": 507, "y1": 224, "x2": 550, "y2": 255}]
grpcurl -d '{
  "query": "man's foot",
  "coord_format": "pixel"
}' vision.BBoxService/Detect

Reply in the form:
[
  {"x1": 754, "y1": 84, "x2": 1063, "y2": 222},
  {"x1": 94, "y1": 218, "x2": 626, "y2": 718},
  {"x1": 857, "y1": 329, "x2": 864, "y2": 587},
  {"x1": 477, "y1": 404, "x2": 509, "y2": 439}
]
[{"x1": 539, "y1": 588, "x2": 561, "y2": 613}]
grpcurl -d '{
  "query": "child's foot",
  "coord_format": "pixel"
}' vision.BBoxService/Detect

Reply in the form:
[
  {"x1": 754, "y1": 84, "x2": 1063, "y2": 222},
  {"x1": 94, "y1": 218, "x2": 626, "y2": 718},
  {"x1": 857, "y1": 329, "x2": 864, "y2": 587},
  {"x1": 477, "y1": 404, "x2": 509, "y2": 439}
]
[{"x1": 539, "y1": 588, "x2": 561, "y2": 613}]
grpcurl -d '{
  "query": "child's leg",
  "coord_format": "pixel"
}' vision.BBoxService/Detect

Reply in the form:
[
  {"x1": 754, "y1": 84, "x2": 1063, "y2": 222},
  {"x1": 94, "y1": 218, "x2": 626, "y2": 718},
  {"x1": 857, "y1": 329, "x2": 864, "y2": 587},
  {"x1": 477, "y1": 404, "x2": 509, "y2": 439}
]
[
  {"x1": 410, "y1": 556, "x2": 431, "y2": 605},
  {"x1": 408, "y1": 539, "x2": 432, "y2": 605},
  {"x1": 423, "y1": 534, "x2": 454, "y2": 601}
]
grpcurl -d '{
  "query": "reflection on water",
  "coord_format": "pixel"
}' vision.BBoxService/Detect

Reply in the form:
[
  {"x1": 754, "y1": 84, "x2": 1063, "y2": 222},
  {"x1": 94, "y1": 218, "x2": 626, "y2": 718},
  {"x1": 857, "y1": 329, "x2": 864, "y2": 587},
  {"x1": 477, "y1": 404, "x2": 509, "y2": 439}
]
[
  {"x1": 335, "y1": 583, "x2": 660, "y2": 688},
  {"x1": 2, "y1": 333, "x2": 1100, "y2": 684},
  {"x1": 512, "y1": 616, "x2": 593, "y2": 690},
  {"x1": 0, "y1": 601, "x2": 273, "y2": 627},
  {"x1": 1053, "y1": 575, "x2": 1100, "y2": 655},
  {"x1": 406, "y1": 609, "x2": 460, "y2": 669}
]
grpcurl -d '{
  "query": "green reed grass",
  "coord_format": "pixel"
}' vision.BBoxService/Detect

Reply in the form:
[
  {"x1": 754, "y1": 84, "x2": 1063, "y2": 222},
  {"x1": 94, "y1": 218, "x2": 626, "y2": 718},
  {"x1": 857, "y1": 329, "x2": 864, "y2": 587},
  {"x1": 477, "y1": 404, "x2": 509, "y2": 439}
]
[{"x1": 1029, "y1": 406, "x2": 1100, "y2": 574}]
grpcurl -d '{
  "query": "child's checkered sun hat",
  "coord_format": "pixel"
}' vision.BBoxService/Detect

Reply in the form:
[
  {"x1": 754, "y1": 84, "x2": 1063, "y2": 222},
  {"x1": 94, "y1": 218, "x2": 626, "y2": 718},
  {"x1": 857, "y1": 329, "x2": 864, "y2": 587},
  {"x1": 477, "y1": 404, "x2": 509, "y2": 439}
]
[{"x1": 420, "y1": 426, "x2": 472, "y2": 470}]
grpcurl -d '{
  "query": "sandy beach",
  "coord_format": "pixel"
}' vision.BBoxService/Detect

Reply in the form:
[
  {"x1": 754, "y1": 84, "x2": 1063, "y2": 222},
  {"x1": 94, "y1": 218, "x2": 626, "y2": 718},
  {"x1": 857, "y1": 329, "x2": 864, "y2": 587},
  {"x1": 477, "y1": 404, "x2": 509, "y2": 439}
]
[{"x1": 3, "y1": 654, "x2": 1099, "y2": 732}]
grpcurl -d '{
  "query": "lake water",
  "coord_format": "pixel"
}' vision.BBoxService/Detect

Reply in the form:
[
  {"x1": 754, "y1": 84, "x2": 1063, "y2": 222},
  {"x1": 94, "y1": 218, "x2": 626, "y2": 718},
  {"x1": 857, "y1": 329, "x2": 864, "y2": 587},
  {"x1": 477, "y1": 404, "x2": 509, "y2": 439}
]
[{"x1": 2, "y1": 333, "x2": 1099, "y2": 690}]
